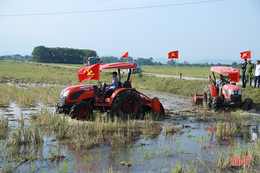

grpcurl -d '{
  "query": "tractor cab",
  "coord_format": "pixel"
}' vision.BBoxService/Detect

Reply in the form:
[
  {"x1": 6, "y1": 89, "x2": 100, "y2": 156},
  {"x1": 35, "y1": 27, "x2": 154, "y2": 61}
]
[
  {"x1": 96, "y1": 62, "x2": 138, "y2": 103},
  {"x1": 57, "y1": 62, "x2": 165, "y2": 120},
  {"x1": 210, "y1": 66, "x2": 240, "y2": 87}
]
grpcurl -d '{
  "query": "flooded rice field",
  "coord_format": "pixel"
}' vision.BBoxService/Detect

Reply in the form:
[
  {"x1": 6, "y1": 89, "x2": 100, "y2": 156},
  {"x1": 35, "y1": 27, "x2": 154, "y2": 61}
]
[{"x1": 0, "y1": 83, "x2": 259, "y2": 172}]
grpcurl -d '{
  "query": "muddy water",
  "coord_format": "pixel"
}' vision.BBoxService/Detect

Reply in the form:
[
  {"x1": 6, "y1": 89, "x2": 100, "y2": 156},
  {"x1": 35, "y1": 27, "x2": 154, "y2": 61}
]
[
  {"x1": 140, "y1": 89, "x2": 196, "y2": 114},
  {"x1": 0, "y1": 86, "x2": 259, "y2": 172},
  {"x1": 0, "y1": 102, "x2": 55, "y2": 128}
]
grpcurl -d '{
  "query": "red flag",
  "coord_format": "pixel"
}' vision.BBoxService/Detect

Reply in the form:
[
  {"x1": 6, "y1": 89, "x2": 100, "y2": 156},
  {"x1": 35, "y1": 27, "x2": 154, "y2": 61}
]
[
  {"x1": 78, "y1": 63, "x2": 100, "y2": 83},
  {"x1": 240, "y1": 51, "x2": 251, "y2": 59},
  {"x1": 168, "y1": 51, "x2": 179, "y2": 59},
  {"x1": 121, "y1": 52, "x2": 129, "y2": 58}
]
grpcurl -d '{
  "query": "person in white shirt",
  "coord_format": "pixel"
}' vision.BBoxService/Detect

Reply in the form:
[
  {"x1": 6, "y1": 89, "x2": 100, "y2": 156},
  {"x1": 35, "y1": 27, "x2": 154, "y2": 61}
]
[{"x1": 254, "y1": 60, "x2": 260, "y2": 88}]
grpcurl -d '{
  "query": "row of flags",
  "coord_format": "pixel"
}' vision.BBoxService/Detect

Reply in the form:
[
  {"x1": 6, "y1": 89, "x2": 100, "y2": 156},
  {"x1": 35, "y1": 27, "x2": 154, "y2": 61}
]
[
  {"x1": 121, "y1": 50, "x2": 252, "y2": 60},
  {"x1": 121, "y1": 51, "x2": 179, "y2": 59},
  {"x1": 78, "y1": 50, "x2": 252, "y2": 83}
]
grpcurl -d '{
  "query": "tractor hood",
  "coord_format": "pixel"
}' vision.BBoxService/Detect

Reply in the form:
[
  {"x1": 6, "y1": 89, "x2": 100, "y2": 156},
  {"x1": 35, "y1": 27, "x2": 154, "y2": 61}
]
[
  {"x1": 223, "y1": 84, "x2": 240, "y2": 91},
  {"x1": 63, "y1": 85, "x2": 94, "y2": 91}
]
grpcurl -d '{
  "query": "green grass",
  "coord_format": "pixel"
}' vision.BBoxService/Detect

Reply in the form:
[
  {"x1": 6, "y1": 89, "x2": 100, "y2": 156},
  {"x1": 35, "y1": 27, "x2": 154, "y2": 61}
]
[
  {"x1": 142, "y1": 66, "x2": 211, "y2": 78},
  {"x1": 0, "y1": 84, "x2": 62, "y2": 106},
  {"x1": 0, "y1": 61, "x2": 79, "y2": 85}
]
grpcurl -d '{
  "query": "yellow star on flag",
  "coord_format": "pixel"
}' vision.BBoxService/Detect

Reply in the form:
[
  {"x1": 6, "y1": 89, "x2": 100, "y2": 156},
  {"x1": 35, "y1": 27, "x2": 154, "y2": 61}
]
[{"x1": 242, "y1": 53, "x2": 247, "y2": 58}]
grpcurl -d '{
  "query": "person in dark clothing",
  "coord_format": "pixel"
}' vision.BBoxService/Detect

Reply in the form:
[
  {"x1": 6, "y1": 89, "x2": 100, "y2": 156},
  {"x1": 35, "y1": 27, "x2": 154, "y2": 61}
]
[
  {"x1": 216, "y1": 74, "x2": 228, "y2": 91},
  {"x1": 241, "y1": 59, "x2": 247, "y2": 88}
]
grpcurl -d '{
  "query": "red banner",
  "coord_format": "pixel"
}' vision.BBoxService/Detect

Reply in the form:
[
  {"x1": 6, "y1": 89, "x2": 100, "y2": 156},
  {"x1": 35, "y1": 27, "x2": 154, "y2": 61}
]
[
  {"x1": 78, "y1": 63, "x2": 100, "y2": 83},
  {"x1": 121, "y1": 52, "x2": 129, "y2": 58},
  {"x1": 240, "y1": 51, "x2": 251, "y2": 59},
  {"x1": 168, "y1": 51, "x2": 179, "y2": 59}
]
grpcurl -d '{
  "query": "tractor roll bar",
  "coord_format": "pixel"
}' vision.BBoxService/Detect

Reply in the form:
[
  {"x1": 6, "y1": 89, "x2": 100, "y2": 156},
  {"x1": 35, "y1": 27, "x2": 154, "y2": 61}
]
[
  {"x1": 118, "y1": 69, "x2": 121, "y2": 82},
  {"x1": 127, "y1": 69, "x2": 132, "y2": 82},
  {"x1": 212, "y1": 72, "x2": 216, "y2": 85}
]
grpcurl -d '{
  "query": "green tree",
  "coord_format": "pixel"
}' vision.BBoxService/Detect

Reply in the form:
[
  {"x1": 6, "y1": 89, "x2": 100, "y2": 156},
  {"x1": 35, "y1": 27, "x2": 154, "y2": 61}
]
[{"x1": 32, "y1": 46, "x2": 97, "y2": 64}]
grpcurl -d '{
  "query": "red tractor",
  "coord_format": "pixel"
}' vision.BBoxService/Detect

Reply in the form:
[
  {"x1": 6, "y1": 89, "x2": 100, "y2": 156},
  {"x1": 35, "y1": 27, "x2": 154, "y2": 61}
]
[
  {"x1": 56, "y1": 62, "x2": 165, "y2": 120},
  {"x1": 194, "y1": 66, "x2": 253, "y2": 111}
]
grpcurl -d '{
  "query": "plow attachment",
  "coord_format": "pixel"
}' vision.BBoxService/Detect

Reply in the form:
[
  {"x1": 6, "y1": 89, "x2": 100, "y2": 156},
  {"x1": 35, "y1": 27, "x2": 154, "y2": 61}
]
[
  {"x1": 194, "y1": 94, "x2": 203, "y2": 105},
  {"x1": 136, "y1": 91, "x2": 165, "y2": 116}
]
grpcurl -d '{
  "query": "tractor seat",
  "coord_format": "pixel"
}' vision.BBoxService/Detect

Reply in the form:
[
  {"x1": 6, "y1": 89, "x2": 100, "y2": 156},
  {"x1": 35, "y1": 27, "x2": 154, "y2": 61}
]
[
  {"x1": 122, "y1": 81, "x2": 132, "y2": 88},
  {"x1": 93, "y1": 85, "x2": 98, "y2": 95},
  {"x1": 118, "y1": 82, "x2": 122, "y2": 89}
]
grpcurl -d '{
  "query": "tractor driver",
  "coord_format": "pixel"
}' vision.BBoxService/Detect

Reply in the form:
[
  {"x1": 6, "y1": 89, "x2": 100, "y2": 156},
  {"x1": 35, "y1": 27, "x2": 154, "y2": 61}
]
[
  {"x1": 104, "y1": 71, "x2": 119, "y2": 101},
  {"x1": 216, "y1": 74, "x2": 228, "y2": 91}
]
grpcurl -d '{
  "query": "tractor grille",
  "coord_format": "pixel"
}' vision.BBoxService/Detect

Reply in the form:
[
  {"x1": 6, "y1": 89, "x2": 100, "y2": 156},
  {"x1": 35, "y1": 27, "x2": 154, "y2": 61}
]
[{"x1": 230, "y1": 94, "x2": 241, "y2": 103}]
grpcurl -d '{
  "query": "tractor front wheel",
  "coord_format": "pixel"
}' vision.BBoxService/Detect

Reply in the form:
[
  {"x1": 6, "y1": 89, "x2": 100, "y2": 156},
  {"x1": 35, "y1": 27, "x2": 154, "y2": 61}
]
[
  {"x1": 111, "y1": 90, "x2": 142, "y2": 119},
  {"x1": 203, "y1": 86, "x2": 212, "y2": 109},
  {"x1": 242, "y1": 98, "x2": 253, "y2": 110},
  {"x1": 69, "y1": 101, "x2": 93, "y2": 120}
]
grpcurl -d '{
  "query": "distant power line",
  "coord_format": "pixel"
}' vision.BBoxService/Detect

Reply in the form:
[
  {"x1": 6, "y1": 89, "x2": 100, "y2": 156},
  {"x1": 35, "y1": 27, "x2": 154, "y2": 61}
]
[{"x1": 0, "y1": 0, "x2": 225, "y2": 17}]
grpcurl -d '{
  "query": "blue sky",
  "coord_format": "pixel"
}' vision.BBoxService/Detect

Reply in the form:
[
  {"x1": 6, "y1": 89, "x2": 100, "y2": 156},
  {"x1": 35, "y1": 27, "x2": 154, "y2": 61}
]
[{"x1": 0, "y1": 0, "x2": 259, "y2": 63}]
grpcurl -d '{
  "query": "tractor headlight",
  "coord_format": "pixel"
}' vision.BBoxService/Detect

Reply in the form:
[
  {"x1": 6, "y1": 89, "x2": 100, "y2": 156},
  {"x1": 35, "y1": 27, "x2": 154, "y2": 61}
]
[
  {"x1": 62, "y1": 90, "x2": 70, "y2": 97},
  {"x1": 238, "y1": 90, "x2": 241, "y2": 95},
  {"x1": 229, "y1": 90, "x2": 234, "y2": 95}
]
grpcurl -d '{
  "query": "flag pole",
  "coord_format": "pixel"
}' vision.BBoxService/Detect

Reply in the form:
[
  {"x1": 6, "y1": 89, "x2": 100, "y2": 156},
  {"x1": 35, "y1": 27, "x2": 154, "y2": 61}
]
[{"x1": 176, "y1": 59, "x2": 178, "y2": 76}]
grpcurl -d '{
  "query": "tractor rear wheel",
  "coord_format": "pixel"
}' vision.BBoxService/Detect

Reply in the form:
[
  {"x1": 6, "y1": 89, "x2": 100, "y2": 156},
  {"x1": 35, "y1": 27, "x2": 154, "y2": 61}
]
[
  {"x1": 203, "y1": 86, "x2": 212, "y2": 109},
  {"x1": 111, "y1": 90, "x2": 142, "y2": 119},
  {"x1": 69, "y1": 101, "x2": 93, "y2": 120},
  {"x1": 242, "y1": 98, "x2": 253, "y2": 110}
]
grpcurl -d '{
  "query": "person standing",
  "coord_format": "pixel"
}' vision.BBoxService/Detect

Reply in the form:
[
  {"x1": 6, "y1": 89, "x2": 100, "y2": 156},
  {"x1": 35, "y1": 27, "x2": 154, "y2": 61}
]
[
  {"x1": 245, "y1": 60, "x2": 254, "y2": 87},
  {"x1": 241, "y1": 59, "x2": 247, "y2": 88},
  {"x1": 254, "y1": 60, "x2": 260, "y2": 88}
]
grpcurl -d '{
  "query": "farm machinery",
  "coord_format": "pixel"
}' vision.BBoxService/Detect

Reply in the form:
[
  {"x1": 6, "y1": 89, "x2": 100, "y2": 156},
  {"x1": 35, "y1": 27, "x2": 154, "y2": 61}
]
[
  {"x1": 56, "y1": 62, "x2": 165, "y2": 120},
  {"x1": 194, "y1": 66, "x2": 253, "y2": 111}
]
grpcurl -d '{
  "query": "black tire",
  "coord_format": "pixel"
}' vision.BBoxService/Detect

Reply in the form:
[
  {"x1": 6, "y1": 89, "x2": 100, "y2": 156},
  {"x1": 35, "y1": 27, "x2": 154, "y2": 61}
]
[
  {"x1": 203, "y1": 86, "x2": 212, "y2": 109},
  {"x1": 69, "y1": 101, "x2": 93, "y2": 120},
  {"x1": 111, "y1": 90, "x2": 143, "y2": 119},
  {"x1": 242, "y1": 98, "x2": 253, "y2": 110},
  {"x1": 212, "y1": 97, "x2": 221, "y2": 112}
]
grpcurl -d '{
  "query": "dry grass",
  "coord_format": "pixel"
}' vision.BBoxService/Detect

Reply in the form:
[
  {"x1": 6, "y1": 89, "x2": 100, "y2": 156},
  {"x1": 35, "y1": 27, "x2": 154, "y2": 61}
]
[
  {"x1": 11, "y1": 125, "x2": 43, "y2": 145},
  {"x1": 34, "y1": 110, "x2": 161, "y2": 149},
  {"x1": 215, "y1": 140, "x2": 260, "y2": 171},
  {"x1": 0, "y1": 117, "x2": 9, "y2": 140},
  {"x1": 213, "y1": 121, "x2": 250, "y2": 140}
]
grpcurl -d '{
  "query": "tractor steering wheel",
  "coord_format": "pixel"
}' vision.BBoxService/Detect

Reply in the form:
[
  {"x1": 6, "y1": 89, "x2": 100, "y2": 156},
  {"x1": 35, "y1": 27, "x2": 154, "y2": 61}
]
[
  {"x1": 98, "y1": 82, "x2": 107, "y2": 91},
  {"x1": 98, "y1": 81, "x2": 102, "y2": 88}
]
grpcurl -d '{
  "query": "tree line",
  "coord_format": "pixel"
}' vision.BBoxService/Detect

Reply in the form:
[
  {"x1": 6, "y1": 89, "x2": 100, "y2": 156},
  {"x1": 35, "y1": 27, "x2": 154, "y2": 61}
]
[{"x1": 32, "y1": 46, "x2": 97, "y2": 64}]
